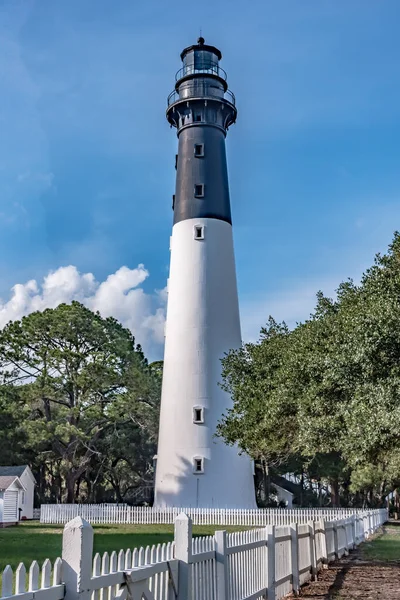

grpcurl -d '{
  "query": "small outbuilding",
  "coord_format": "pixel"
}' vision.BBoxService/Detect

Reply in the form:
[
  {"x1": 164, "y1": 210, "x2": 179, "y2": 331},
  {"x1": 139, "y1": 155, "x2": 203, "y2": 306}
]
[
  {"x1": 274, "y1": 484, "x2": 294, "y2": 508},
  {"x1": 0, "y1": 466, "x2": 36, "y2": 523},
  {"x1": 0, "y1": 476, "x2": 25, "y2": 526}
]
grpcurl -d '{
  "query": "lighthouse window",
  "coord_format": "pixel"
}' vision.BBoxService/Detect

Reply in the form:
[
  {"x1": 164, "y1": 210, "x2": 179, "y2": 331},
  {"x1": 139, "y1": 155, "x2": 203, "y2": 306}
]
[
  {"x1": 193, "y1": 457, "x2": 204, "y2": 474},
  {"x1": 195, "y1": 115, "x2": 202, "y2": 122},
  {"x1": 194, "y1": 184, "x2": 204, "y2": 198},
  {"x1": 194, "y1": 144, "x2": 204, "y2": 157},
  {"x1": 194, "y1": 226, "x2": 204, "y2": 240},
  {"x1": 193, "y1": 406, "x2": 204, "y2": 423},
  {"x1": 172, "y1": 194, "x2": 175, "y2": 210}
]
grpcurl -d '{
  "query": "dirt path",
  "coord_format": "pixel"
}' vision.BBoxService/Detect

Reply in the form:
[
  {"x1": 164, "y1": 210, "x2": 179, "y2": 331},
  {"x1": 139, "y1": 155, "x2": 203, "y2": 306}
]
[{"x1": 296, "y1": 525, "x2": 400, "y2": 599}]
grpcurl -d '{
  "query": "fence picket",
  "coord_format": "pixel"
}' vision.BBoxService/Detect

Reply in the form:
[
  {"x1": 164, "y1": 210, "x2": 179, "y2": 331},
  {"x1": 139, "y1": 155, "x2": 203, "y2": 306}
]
[
  {"x1": 109, "y1": 550, "x2": 117, "y2": 599},
  {"x1": 100, "y1": 552, "x2": 109, "y2": 600},
  {"x1": 53, "y1": 558, "x2": 63, "y2": 586},
  {"x1": 124, "y1": 549, "x2": 132, "y2": 570},
  {"x1": 2, "y1": 566, "x2": 13, "y2": 598},
  {"x1": 28, "y1": 561, "x2": 40, "y2": 592},
  {"x1": 16, "y1": 563, "x2": 26, "y2": 595},
  {"x1": 41, "y1": 559, "x2": 52, "y2": 588},
  {"x1": 92, "y1": 554, "x2": 101, "y2": 600}
]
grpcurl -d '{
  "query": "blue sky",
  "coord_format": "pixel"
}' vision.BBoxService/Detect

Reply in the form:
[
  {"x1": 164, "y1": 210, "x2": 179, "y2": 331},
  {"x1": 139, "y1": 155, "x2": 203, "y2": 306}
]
[{"x1": 0, "y1": 0, "x2": 399, "y2": 358}]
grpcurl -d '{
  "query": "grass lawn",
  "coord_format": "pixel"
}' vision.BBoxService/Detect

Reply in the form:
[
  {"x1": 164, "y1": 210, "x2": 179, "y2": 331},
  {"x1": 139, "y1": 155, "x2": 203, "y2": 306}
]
[
  {"x1": 0, "y1": 521, "x2": 249, "y2": 574},
  {"x1": 362, "y1": 523, "x2": 400, "y2": 561}
]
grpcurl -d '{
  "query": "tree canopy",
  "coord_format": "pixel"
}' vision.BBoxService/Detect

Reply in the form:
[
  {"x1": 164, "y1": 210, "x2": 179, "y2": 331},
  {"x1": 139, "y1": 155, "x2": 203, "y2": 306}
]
[
  {"x1": 217, "y1": 233, "x2": 400, "y2": 507},
  {"x1": 0, "y1": 301, "x2": 160, "y2": 503}
]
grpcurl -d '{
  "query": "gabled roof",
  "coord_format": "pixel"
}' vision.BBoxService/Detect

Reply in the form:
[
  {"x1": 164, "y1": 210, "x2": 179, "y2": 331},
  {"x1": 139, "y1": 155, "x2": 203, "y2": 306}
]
[
  {"x1": 0, "y1": 466, "x2": 27, "y2": 477},
  {"x1": 274, "y1": 484, "x2": 294, "y2": 497},
  {"x1": 0, "y1": 476, "x2": 25, "y2": 491},
  {"x1": 0, "y1": 465, "x2": 36, "y2": 484}
]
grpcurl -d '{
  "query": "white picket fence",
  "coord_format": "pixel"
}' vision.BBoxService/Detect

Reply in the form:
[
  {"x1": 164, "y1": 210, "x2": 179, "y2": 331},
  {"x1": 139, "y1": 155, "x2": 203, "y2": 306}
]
[
  {"x1": 1, "y1": 559, "x2": 63, "y2": 600},
  {"x1": 40, "y1": 504, "x2": 374, "y2": 526},
  {"x1": 1, "y1": 509, "x2": 387, "y2": 600}
]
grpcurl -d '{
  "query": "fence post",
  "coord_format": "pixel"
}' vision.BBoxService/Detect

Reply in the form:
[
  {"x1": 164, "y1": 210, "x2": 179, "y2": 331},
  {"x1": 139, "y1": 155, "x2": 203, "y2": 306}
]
[
  {"x1": 343, "y1": 522, "x2": 349, "y2": 556},
  {"x1": 62, "y1": 517, "x2": 93, "y2": 600},
  {"x1": 320, "y1": 520, "x2": 328, "y2": 567},
  {"x1": 266, "y1": 525, "x2": 275, "y2": 598},
  {"x1": 309, "y1": 522, "x2": 317, "y2": 580},
  {"x1": 174, "y1": 512, "x2": 192, "y2": 600},
  {"x1": 333, "y1": 522, "x2": 339, "y2": 558},
  {"x1": 290, "y1": 523, "x2": 300, "y2": 596},
  {"x1": 351, "y1": 516, "x2": 356, "y2": 549},
  {"x1": 215, "y1": 530, "x2": 228, "y2": 600}
]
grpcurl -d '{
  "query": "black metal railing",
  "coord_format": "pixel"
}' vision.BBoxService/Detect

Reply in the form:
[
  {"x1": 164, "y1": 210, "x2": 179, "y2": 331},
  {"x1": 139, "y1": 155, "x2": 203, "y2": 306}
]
[
  {"x1": 175, "y1": 64, "x2": 228, "y2": 82},
  {"x1": 167, "y1": 86, "x2": 236, "y2": 107}
]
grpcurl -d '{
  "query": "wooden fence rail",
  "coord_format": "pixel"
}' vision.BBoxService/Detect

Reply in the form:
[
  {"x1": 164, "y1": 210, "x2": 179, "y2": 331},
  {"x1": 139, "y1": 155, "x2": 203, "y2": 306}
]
[{"x1": 2, "y1": 509, "x2": 387, "y2": 600}]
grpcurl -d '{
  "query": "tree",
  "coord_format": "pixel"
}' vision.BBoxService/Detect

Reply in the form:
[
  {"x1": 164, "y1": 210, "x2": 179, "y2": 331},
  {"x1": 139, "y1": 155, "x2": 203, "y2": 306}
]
[
  {"x1": 217, "y1": 318, "x2": 298, "y2": 467},
  {"x1": 217, "y1": 233, "x2": 400, "y2": 507},
  {"x1": 0, "y1": 385, "x2": 29, "y2": 465},
  {"x1": 0, "y1": 302, "x2": 159, "y2": 503}
]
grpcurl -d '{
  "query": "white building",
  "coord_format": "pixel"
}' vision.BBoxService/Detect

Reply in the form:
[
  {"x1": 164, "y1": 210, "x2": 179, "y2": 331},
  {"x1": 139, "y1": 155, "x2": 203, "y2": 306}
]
[
  {"x1": 274, "y1": 484, "x2": 294, "y2": 508},
  {"x1": 0, "y1": 465, "x2": 36, "y2": 523}
]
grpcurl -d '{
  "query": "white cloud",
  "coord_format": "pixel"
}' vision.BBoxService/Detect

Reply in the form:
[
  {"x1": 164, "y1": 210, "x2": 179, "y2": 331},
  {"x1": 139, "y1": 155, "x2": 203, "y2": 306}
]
[{"x1": 0, "y1": 264, "x2": 166, "y2": 359}]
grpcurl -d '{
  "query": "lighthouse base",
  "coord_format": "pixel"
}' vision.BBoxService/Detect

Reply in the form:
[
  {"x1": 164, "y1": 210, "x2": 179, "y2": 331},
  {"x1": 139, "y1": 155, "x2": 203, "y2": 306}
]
[{"x1": 154, "y1": 217, "x2": 256, "y2": 509}]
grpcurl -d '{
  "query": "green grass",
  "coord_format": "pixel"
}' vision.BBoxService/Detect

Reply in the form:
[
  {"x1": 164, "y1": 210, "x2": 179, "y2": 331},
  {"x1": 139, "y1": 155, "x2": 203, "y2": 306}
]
[
  {"x1": 362, "y1": 526, "x2": 400, "y2": 561},
  {"x1": 0, "y1": 521, "x2": 249, "y2": 573}
]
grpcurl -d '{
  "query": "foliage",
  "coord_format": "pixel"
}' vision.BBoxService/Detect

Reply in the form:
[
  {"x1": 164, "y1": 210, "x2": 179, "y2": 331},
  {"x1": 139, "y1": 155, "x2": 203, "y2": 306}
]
[
  {"x1": 218, "y1": 233, "x2": 400, "y2": 507},
  {"x1": 0, "y1": 302, "x2": 160, "y2": 503}
]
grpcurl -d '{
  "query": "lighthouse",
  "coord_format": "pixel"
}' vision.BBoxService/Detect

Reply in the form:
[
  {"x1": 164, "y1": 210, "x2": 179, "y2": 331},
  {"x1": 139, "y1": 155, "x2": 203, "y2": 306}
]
[{"x1": 154, "y1": 38, "x2": 256, "y2": 508}]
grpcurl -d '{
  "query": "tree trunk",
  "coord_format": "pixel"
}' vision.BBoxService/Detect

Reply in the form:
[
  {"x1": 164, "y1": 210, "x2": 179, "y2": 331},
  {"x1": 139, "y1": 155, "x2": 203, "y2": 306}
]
[
  {"x1": 263, "y1": 461, "x2": 271, "y2": 504},
  {"x1": 75, "y1": 476, "x2": 82, "y2": 502},
  {"x1": 66, "y1": 473, "x2": 76, "y2": 503},
  {"x1": 317, "y1": 479, "x2": 323, "y2": 506},
  {"x1": 330, "y1": 478, "x2": 340, "y2": 507},
  {"x1": 300, "y1": 472, "x2": 304, "y2": 506},
  {"x1": 109, "y1": 476, "x2": 124, "y2": 503},
  {"x1": 86, "y1": 478, "x2": 92, "y2": 503},
  {"x1": 379, "y1": 479, "x2": 387, "y2": 508}
]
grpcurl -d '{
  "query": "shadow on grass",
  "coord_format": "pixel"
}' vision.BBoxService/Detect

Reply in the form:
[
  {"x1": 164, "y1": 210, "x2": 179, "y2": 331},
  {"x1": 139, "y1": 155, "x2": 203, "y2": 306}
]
[{"x1": 14, "y1": 522, "x2": 62, "y2": 530}]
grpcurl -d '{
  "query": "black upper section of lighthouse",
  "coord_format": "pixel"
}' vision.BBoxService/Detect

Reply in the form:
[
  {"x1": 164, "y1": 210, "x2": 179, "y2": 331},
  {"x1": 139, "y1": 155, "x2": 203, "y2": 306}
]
[{"x1": 167, "y1": 39, "x2": 236, "y2": 226}]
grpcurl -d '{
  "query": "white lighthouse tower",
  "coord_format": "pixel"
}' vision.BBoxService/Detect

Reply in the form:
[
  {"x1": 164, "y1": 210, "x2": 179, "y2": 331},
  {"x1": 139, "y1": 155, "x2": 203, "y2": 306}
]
[{"x1": 154, "y1": 38, "x2": 256, "y2": 508}]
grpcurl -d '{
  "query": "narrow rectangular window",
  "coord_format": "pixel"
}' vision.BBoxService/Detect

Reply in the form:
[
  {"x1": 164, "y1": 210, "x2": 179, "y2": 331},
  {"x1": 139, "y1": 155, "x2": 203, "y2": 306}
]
[
  {"x1": 193, "y1": 457, "x2": 204, "y2": 473},
  {"x1": 194, "y1": 225, "x2": 204, "y2": 240},
  {"x1": 194, "y1": 144, "x2": 204, "y2": 157},
  {"x1": 193, "y1": 406, "x2": 204, "y2": 423},
  {"x1": 175, "y1": 154, "x2": 178, "y2": 170},
  {"x1": 194, "y1": 184, "x2": 204, "y2": 198},
  {"x1": 195, "y1": 115, "x2": 202, "y2": 122},
  {"x1": 172, "y1": 194, "x2": 175, "y2": 210}
]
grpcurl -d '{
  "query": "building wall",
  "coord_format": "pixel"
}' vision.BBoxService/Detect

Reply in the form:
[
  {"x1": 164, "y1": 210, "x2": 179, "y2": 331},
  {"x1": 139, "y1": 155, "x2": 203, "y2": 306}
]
[
  {"x1": 275, "y1": 485, "x2": 294, "y2": 508},
  {"x1": 19, "y1": 468, "x2": 35, "y2": 519},
  {"x1": 155, "y1": 217, "x2": 256, "y2": 508},
  {"x1": 0, "y1": 492, "x2": 3, "y2": 523},
  {"x1": 3, "y1": 484, "x2": 19, "y2": 523}
]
